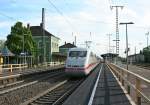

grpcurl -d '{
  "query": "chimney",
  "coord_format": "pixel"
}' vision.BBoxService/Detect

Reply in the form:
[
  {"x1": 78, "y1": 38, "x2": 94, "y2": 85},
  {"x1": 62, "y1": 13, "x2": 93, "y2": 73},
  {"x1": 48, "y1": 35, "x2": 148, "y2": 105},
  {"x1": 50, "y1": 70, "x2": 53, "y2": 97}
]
[
  {"x1": 73, "y1": 42, "x2": 74, "y2": 45},
  {"x1": 27, "y1": 23, "x2": 30, "y2": 29},
  {"x1": 65, "y1": 41, "x2": 66, "y2": 45}
]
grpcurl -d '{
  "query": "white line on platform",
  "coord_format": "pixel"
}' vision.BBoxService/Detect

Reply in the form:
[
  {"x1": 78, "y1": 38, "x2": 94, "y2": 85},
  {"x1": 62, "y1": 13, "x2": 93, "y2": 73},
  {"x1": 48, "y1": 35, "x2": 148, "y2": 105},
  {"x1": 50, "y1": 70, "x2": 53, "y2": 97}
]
[{"x1": 88, "y1": 64, "x2": 103, "y2": 105}]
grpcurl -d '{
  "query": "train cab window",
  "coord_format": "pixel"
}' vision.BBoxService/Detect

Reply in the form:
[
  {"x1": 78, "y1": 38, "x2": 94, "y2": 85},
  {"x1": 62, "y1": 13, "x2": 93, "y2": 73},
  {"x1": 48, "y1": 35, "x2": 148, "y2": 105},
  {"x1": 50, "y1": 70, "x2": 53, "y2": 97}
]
[
  {"x1": 69, "y1": 51, "x2": 78, "y2": 57},
  {"x1": 69, "y1": 51, "x2": 87, "y2": 57},
  {"x1": 79, "y1": 51, "x2": 87, "y2": 57}
]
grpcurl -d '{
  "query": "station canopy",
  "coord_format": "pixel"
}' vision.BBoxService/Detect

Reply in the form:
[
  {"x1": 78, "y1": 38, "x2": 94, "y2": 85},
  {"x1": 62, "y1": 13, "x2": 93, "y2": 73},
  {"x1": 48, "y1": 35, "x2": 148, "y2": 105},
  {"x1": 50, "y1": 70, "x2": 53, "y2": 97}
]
[
  {"x1": 101, "y1": 53, "x2": 118, "y2": 59},
  {"x1": 1, "y1": 46, "x2": 15, "y2": 57}
]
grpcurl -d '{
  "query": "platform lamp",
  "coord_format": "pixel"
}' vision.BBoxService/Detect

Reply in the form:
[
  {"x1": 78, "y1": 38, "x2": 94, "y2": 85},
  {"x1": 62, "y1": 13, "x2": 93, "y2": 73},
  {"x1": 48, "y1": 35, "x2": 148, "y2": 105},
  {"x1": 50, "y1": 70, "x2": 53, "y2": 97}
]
[
  {"x1": 120, "y1": 22, "x2": 134, "y2": 70},
  {"x1": 23, "y1": 34, "x2": 28, "y2": 64}
]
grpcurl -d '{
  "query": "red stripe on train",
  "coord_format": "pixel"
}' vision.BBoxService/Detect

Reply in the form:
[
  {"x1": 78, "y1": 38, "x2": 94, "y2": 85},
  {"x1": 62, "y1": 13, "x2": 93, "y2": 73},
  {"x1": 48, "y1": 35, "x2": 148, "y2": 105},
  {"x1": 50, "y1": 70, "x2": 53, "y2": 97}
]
[{"x1": 66, "y1": 62, "x2": 97, "y2": 71}]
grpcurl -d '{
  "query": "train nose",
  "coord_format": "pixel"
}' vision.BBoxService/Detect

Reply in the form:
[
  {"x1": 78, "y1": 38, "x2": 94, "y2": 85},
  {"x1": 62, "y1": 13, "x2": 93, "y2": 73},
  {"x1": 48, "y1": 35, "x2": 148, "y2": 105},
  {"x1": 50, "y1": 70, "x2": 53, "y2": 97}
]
[{"x1": 66, "y1": 58, "x2": 85, "y2": 67}]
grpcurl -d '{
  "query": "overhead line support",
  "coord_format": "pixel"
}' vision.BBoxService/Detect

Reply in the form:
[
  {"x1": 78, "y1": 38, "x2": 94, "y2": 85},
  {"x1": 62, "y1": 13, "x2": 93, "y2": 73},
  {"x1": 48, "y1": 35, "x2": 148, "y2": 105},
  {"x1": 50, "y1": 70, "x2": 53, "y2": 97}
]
[{"x1": 111, "y1": 5, "x2": 124, "y2": 55}]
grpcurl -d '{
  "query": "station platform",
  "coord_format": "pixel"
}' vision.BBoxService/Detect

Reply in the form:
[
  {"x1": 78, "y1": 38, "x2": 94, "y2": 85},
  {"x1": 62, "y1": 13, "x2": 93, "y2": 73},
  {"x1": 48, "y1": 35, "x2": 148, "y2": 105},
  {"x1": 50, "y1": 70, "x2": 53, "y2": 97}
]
[
  {"x1": 91, "y1": 64, "x2": 131, "y2": 105},
  {"x1": 63, "y1": 64, "x2": 132, "y2": 105},
  {"x1": 0, "y1": 65, "x2": 65, "y2": 86},
  {"x1": 0, "y1": 65, "x2": 64, "y2": 77},
  {"x1": 117, "y1": 63, "x2": 150, "y2": 80}
]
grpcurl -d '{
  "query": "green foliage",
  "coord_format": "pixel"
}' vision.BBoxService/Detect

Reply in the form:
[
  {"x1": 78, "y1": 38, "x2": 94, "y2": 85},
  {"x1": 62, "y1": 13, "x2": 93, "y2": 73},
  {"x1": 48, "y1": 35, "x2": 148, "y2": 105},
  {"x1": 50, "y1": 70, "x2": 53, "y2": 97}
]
[
  {"x1": 142, "y1": 47, "x2": 150, "y2": 63},
  {"x1": 0, "y1": 40, "x2": 5, "y2": 50},
  {"x1": 5, "y1": 22, "x2": 37, "y2": 56}
]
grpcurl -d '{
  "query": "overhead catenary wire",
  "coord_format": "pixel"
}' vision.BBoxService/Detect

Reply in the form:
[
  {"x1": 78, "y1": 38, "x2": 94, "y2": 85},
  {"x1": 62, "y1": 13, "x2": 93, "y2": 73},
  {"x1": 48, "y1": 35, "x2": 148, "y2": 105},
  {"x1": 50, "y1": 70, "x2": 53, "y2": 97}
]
[
  {"x1": 47, "y1": 0, "x2": 77, "y2": 32},
  {"x1": 0, "y1": 0, "x2": 17, "y2": 21},
  {"x1": 0, "y1": 12, "x2": 16, "y2": 21},
  {"x1": 63, "y1": 0, "x2": 71, "y2": 10},
  {"x1": 47, "y1": 0, "x2": 147, "y2": 30}
]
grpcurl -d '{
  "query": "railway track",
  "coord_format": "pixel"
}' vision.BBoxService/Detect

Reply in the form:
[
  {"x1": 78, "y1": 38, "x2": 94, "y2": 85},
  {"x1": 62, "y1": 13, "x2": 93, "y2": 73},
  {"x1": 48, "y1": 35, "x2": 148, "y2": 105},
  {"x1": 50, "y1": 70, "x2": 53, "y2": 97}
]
[
  {"x1": 0, "y1": 71, "x2": 64, "y2": 95},
  {"x1": 135, "y1": 64, "x2": 150, "y2": 70},
  {"x1": 0, "y1": 69, "x2": 67, "y2": 105},
  {"x1": 0, "y1": 70, "x2": 64, "y2": 92},
  {"x1": 23, "y1": 78, "x2": 85, "y2": 105}
]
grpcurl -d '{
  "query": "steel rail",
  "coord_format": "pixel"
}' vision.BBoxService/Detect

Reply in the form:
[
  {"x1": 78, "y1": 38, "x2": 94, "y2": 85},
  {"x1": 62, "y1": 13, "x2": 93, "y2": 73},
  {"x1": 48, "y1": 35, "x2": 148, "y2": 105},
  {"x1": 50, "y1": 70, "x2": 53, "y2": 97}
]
[
  {"x1": 0, "y1": 72, "x2": 64, "y2": 95},
  {"x1": 25, "y1": 79, "x2": 85, "y2": 105}
]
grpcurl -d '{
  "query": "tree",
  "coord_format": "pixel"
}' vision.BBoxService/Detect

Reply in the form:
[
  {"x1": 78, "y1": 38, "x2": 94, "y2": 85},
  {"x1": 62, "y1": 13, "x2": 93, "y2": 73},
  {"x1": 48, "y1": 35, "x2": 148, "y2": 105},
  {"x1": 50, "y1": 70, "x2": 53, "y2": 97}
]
[
  {"x1": 0, "y1": 40, "x2": 5, "y2": 51},
  {"x1": 142, "y1": 47, "x2": 150, "y2": 63},
  {"x1": 5, "y1": 22, "x2": 37, "y2": 56}
]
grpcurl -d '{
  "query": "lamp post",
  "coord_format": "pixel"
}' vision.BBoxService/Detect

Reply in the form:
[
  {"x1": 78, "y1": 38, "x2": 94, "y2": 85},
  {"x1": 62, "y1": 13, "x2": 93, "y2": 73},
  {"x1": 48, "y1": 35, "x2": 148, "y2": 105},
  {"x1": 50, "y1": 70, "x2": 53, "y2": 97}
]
[
  {"x1": 23, "y1": 34, "x2": 27, "y2": 64},
  {"x1": 120, "y1": 22, "x2": 134, "y2": 70},
  {"x1": 22, "y1": 34, "x2": 25, "y2": 64}
]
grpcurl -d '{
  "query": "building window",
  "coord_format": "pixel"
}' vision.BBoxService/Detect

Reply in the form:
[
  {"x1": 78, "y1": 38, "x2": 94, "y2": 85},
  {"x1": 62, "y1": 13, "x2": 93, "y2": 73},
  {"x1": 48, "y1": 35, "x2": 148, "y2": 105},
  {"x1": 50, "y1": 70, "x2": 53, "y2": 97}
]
[{"x1": 39, "y1": 42, "x2": 42, "y2": 48}]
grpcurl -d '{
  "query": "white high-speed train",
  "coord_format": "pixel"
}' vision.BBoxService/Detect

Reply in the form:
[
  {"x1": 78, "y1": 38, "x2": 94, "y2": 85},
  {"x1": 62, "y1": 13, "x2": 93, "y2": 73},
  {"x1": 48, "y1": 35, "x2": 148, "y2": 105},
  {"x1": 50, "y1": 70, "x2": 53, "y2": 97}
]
[{"x1": 65, "y1": 48, "x2": 99, "y2": 76}]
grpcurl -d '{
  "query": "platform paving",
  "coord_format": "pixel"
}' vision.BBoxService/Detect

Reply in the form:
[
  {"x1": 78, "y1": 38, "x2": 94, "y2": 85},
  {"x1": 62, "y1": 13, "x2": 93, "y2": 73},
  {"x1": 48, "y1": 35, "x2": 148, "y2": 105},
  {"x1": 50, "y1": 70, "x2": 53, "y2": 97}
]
[
  {"x1": 118, "y1": 63, "x2": 150, "y2": 80},
  {"x1": 63, "y1": 64, "x2": 132, "y2": 105},
  {"x1": 92, "y1": 64, "x2": 131, "y2": 105}
]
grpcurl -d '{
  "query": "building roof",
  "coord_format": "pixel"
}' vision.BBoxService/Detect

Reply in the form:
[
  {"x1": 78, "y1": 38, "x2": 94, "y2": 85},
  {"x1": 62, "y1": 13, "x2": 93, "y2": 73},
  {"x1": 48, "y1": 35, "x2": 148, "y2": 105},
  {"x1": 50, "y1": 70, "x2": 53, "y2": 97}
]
[
  {"x1": 101, "y1": 53, "x2": 118, "y2": 58},
  {"x1": 59, "y1": 43, "x2": 76, "y2": 48},
  {"x1": 30, "y1": 26, "x2": 59, "y2": 39},
  {"x1": 52, "y1": 52, "x2": 66, "y2": 57},
  {"x1": 128, "y1": 53, "x2": 144, "y2": 57},
  {"x1": 1, "y1": 46, "x2": 15, "y2": 56}
]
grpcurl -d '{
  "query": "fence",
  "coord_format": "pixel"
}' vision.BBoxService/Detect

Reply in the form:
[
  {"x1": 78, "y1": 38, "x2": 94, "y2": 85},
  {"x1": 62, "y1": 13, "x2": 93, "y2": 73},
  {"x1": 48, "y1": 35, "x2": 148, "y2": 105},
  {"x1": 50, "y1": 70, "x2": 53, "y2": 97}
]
[
  {"x1": 0, "y1": 62, "x2": 65, "y2": 74},
  {"x1": 107, "y1": 63, "x2": 150, "y2": 105},
  {"x1": 42, "y1": 61, "x2": 65, "y2": 67},
  {"x1": 0, "y1": 64, "x2": 28, "y2": 74}
]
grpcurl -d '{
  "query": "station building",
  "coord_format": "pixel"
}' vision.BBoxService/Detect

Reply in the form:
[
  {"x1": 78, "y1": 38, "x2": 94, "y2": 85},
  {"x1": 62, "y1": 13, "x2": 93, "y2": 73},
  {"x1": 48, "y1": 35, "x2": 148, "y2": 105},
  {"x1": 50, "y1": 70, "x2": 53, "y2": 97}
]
[
  {"x1": 59, "y1": 42, "x2": 76, "y2": 56},
  {"x1": 128, "y1": 54, "x2": 144, "y2": 64},
  {"x1": 30, "y1": 24, "x2": 60, "y2": 63},
  {"x1": 101, "y1": 53, "x2": 118, "y2": 63}
]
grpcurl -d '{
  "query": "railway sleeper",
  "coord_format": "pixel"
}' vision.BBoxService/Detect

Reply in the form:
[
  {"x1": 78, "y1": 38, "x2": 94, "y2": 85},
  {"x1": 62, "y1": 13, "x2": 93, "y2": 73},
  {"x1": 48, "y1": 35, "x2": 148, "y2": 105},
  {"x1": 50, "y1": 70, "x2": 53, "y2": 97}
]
[
  {"x1": 38, "y1": 96, "x2": 61, "y2": 101},
  {"x1": 37, "y1": 98, "x2": 53, "y2": 102},
  {"x1": 34, "y1": 100, "x2": 53, "y2": 104},
  {"x1": 0, "y1": 76, "x2": 18, "y2": 86},
  {"x1": 42, "y1": 97, "x2": 59, "y2": 100}
]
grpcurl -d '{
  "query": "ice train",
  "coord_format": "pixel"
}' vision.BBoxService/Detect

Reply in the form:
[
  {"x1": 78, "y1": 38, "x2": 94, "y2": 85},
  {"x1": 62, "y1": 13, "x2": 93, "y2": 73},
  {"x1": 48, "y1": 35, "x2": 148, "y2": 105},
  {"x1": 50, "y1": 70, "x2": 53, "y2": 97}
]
[{"x1": 65, "y1": 48, "x2": 99, "y2": 76}]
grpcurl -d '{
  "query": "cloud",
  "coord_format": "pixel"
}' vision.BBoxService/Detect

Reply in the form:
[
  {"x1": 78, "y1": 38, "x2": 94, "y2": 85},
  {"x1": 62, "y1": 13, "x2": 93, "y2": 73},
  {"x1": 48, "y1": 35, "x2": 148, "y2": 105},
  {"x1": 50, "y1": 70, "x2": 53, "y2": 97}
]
[
  {"x1": 0, "y1": 0, "x2": 150, "y2": 56},
  {"x1": 0, "y1": 21, "x2": 13, "y2": 28},
  {"x1": 142, "y1": 13, "x2": 150, "y2": 27}
]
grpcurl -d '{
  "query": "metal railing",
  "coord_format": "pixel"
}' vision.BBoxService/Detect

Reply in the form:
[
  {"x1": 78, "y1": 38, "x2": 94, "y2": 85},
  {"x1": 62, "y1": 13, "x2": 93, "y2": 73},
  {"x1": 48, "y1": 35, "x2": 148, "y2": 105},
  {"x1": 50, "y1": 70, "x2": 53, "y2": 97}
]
[
  {"x1": 107, "y1": 63, "x2": 150, "y2": 105},
  {"x1": 0, "y1": 64, "x2": 28, "y2": 74},
  {"x1": 0, "y1": 62, "x2": 65, "y2": 74},
  {"x1": 43, "y1": 62, "x2": 65, "y2": 67}
]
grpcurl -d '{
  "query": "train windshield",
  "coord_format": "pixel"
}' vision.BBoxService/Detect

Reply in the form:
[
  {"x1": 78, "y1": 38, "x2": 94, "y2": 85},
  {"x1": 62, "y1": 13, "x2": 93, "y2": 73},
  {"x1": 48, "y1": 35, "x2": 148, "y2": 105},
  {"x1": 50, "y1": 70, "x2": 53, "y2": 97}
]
[{"x1": 69, "y1": 51, "x2": 87, "y2": 57}]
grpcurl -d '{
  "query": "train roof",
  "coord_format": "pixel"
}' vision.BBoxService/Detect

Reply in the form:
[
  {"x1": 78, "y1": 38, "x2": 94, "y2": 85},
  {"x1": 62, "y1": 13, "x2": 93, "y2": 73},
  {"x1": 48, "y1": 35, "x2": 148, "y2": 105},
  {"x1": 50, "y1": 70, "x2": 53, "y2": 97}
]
[{"x1": 69, "y1": 47, "x2": 88, "y2": 51}]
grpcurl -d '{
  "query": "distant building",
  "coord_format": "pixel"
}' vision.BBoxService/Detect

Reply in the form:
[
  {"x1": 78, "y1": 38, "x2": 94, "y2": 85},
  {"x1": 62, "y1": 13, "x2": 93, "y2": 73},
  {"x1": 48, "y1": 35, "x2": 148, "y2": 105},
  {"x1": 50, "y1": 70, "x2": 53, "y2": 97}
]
[
  {"x1": 0, "y1": 46, "x2": 15, "y2": 64},
  {"x1": 59, "y1": 42, "x2": 76, "y2": 55},
  {"x1": 128, "y1": 54, "x2": 144, "y2": 64},
  {"x1": 101, "y1": 53, "x2": 118, "y2": 63},
  {"x1": 30, "y1": 24, "x2": 60, "y2": 63}
]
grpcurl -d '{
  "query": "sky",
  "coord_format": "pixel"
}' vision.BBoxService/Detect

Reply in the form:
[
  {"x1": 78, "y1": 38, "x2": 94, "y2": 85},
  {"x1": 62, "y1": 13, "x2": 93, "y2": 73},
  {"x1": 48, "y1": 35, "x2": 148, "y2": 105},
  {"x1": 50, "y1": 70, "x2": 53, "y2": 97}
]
[{"x1": 0, "y1": 0, "x2": 150, "y2": 57}]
